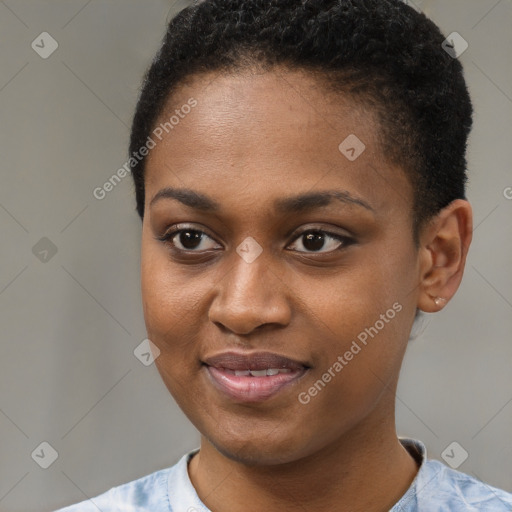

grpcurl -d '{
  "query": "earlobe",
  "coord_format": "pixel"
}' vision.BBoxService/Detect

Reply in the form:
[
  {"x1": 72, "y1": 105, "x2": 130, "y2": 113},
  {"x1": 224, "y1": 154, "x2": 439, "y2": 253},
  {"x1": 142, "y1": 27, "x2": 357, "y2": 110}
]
[
  {"x1": 433, "y1": 297, "x2": 448, "y2": 307},
  {"x1": 417, "y1": 199, "x2": 473, "y2": 313}
]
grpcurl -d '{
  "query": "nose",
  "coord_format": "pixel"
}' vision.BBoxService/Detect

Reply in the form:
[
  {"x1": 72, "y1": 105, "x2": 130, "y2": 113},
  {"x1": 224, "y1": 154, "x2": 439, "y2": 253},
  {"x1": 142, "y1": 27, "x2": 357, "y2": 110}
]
[{"x1": 208, "y1": 249, "x2": 292, "y2": 335}]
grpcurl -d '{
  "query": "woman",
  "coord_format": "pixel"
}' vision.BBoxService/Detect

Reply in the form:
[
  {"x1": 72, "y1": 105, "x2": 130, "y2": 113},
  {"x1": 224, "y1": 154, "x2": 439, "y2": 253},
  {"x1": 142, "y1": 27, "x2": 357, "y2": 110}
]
[{"x1": 57, "y1": 0, "x2": 512, "y2": 510}]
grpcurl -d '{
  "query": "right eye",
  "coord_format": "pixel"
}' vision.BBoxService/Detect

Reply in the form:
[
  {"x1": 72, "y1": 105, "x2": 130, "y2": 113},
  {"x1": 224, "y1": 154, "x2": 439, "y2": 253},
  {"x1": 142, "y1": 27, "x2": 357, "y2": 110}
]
[{"x1": 156, "y1": 225, "x2": 222, "y2": 252}]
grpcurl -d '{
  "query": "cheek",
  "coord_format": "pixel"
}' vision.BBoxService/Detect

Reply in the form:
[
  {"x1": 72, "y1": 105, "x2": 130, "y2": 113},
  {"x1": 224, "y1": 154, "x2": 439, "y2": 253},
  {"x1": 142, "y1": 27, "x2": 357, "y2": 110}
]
[
  {"x1": 142, "y1": 238, "x2": 201, "y2": 322},
  {"x1": 298, "y1": 257, "x2": 399, "y2": 344},
  {"x1": 295, "y1": 246, "x2": 413, "y2": 394},
  {"x1": 140, "y1": 255, "x2": 206, "y2": 410},
  {"x1": 140, "y1": 243, "x2": 205, "y2": 362}
]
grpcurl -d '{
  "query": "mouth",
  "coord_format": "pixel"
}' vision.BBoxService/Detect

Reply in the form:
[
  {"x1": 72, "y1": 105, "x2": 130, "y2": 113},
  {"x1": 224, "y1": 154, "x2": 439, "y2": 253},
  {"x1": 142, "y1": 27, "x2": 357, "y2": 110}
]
[{"x1": 202, "y1": 351, "x2": 310, "y2": 403}]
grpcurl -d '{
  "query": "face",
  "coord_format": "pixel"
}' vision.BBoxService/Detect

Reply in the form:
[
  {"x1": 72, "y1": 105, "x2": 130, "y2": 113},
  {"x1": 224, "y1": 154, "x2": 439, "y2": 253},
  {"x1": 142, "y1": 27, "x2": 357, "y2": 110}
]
[{"x1": 141, "y1": 68, "x2": 421, "y2": 465}]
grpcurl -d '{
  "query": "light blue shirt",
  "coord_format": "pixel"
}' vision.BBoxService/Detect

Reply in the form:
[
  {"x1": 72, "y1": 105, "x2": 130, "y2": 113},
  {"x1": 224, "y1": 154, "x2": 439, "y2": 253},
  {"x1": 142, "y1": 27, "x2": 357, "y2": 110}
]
[{"x1": 55, "y1": 438, "x2": 512, "y2": 511}]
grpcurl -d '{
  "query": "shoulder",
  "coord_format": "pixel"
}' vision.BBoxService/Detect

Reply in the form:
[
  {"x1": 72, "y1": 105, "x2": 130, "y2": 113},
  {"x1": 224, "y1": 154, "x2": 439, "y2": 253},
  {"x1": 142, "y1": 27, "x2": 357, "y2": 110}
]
[
  {"x1": 54, "y1": 465, "x2": 172, "y2": 512},
  {"x1": 394, "y1": 439, "x2": 512, "y2": 512},
  {"x1": 420, "y1": 458, "x2": 512, "y2": 511}
]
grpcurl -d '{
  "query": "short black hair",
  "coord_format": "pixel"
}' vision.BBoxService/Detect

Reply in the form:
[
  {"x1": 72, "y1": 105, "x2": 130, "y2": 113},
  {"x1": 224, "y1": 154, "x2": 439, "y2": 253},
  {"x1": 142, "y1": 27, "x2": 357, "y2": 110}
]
[{"x1": 129, "y1": 0, "x2": 473, "y2": 241}]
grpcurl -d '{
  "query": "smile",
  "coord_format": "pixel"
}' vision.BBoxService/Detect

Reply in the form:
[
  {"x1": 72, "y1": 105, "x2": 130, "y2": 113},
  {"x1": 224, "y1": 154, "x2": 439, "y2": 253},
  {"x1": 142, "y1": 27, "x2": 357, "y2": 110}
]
[{"x1": 202, "y1": 350, "x2": 310, "y2": 402}]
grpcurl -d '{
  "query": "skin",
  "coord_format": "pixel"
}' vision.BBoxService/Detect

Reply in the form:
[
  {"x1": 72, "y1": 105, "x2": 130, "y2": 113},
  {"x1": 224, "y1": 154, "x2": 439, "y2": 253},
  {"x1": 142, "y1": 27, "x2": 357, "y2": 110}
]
[{"x1": 140, "y1": 67, "x2": 473, "y2": 512}]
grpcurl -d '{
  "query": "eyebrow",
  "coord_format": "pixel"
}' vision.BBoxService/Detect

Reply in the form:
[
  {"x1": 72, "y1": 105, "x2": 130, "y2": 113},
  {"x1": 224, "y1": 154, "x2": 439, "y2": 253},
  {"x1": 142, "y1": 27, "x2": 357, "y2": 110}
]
[{"x1": 149, "y1": 187, "x2": 375, "y2": 214}]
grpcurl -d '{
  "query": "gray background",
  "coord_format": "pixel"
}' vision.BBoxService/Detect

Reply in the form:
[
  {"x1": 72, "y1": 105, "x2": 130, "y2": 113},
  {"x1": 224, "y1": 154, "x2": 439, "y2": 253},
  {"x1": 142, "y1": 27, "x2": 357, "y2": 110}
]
[{"x1": 0, "y1": 1, "x2": 510, "y2": 510}]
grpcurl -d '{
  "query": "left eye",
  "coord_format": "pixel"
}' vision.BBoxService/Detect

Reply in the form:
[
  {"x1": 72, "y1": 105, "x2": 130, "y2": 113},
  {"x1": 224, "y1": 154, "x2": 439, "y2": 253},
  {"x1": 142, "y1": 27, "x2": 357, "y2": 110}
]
[{"x1": 287, "y1": 230, "x2": 350, "y2": 253}]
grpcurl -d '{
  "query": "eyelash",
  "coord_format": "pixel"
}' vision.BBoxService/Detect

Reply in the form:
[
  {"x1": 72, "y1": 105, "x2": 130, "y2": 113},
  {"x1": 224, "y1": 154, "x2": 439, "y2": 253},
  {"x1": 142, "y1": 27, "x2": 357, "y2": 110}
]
[{"x1": 155, "y1": 224, "x2": 355, "y2": 255}]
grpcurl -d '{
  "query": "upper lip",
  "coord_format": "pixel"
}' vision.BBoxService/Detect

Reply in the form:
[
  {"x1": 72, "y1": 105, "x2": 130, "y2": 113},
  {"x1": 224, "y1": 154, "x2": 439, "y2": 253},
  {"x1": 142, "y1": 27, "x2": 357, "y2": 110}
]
[{"x1": 203, "y1": 351, "x2": 309, "y2": 371}]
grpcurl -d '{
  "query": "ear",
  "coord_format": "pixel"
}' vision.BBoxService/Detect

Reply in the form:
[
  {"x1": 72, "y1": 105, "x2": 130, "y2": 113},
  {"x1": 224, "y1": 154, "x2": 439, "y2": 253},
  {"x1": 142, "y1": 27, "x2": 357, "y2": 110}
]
[{"x1": 417, "y1": 199, "x2": 473, "y2": 313}]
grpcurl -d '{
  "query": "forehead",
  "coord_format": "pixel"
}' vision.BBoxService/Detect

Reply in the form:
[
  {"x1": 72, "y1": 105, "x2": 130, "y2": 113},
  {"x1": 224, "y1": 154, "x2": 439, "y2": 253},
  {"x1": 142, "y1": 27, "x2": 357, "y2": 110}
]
[
  {"x1": 151, "y1": 67, "x2": 379, "y2": 157},
  {"x1": 145, "y1": 68, "x2": 412, "y2": 217}
]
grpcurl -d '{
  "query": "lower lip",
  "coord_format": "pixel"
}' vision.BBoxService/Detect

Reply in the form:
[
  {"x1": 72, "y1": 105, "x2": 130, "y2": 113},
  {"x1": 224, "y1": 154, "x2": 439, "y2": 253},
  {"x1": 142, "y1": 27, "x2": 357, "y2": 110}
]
[{"x1": 204, "y1": 365, "x2": 307, "y2": 403}]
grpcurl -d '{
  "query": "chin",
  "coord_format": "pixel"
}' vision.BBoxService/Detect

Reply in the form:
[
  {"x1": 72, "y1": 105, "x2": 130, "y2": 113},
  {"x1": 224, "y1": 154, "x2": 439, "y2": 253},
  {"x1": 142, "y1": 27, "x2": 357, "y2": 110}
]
[
  {"x1": 212, "y1": 440, "x2": 301, "y2": 466},
  {"x1": 202, "y1": 422, "x2": 317, "y2": 467}
]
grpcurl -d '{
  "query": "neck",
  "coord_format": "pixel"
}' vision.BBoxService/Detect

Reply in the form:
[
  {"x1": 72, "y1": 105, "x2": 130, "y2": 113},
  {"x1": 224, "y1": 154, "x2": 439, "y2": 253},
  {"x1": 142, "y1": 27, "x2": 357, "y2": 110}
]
[{"x1": 188, "y1": 403, "x2": 419, "y2": 512}]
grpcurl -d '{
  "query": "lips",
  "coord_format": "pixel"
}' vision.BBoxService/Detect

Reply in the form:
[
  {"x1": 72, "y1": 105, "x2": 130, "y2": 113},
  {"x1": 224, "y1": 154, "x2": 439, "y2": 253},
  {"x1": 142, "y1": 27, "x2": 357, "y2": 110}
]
[
  {"x1": 203, "y1": 351, "x2": 310, "y2": 402},
  {"x1": 204, "y1": 351, "x2": 307, "y2": 372}
]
